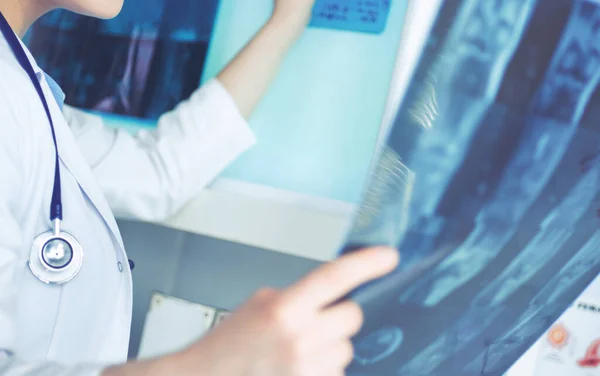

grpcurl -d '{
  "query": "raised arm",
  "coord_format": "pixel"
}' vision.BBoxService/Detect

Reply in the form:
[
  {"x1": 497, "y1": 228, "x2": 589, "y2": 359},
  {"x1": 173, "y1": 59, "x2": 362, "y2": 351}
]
[{"x1": 217, "y1": 0, "x2": 316, "y2": 118}]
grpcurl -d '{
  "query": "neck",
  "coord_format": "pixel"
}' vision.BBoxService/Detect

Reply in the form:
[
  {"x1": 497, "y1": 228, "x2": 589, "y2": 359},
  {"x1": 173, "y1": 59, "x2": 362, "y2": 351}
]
[{"x1": 0, "y1": 0, "x2": 54, "y2": 37}]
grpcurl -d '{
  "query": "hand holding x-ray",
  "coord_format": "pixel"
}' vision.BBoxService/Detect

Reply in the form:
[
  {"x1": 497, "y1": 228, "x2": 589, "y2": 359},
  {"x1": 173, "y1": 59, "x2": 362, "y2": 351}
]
[{"x1": 172, "y1": 247, "x2": 399, "y2": 376}]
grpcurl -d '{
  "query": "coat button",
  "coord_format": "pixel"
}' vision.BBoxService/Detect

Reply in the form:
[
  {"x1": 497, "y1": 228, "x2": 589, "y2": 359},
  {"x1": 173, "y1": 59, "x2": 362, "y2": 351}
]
[{"x1": 117, "y1": 262, "x2": 123, "y2": 272}]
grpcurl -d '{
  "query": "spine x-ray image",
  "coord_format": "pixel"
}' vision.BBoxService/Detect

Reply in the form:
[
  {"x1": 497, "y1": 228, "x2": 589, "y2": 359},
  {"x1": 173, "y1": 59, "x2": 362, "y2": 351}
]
[{"x1": 339, "y1": 0, "x2": 600, "y2": 375}]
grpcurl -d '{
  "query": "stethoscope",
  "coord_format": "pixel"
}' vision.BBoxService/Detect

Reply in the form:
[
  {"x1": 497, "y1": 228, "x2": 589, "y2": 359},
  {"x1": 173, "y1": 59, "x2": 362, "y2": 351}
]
[{"x1": 0, "y1": 12, "x2": 84, "y2": 285}]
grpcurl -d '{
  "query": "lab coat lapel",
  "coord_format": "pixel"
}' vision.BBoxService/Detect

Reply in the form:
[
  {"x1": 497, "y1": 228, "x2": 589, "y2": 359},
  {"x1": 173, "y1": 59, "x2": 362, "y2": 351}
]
[
  {"x1": 52, "y1": 113, "x2": 126, "y2": 251},
  {"x1": 17, "y1": 38, "x2": 126, "y2": 252}
]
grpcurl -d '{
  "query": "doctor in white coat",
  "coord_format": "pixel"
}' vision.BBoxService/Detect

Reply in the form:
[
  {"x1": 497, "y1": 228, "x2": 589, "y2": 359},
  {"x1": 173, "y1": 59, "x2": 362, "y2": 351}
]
[{"x1": 0, "y1": 0, "x2": 399, "y2": 375}]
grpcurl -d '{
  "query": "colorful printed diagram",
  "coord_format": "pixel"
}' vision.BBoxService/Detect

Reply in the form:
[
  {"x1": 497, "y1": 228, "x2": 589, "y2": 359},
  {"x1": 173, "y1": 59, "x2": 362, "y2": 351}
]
[{"x1": 578, "y1": 339, "x2": 600, "y2": 368}]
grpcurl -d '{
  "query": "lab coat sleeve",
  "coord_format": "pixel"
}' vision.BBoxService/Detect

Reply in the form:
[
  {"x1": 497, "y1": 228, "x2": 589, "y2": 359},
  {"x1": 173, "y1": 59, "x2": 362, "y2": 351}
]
[{"x1": 63, "y1": 78, "x2": 257, "y2": 221}]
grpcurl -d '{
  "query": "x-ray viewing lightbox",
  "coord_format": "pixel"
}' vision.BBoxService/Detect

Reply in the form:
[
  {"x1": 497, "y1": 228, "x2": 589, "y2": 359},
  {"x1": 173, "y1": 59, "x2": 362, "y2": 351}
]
[
  {"x1": 201, "y1": 0, "x2": 406, "y2": 205},
  {"x1": 26, "y1": 0, "x2": 407, "y2": 206}
]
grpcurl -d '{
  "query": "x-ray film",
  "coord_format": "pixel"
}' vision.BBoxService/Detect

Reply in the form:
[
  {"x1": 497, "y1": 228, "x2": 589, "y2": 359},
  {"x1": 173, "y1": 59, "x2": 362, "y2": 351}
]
[
  {"x1": 25, "y1": 0, "x2": 219, "y2": 121},
  {"x1": 309, "y1": 0, "x2": 392, "y2": 34},
  {"x1": 338, "y1": 0, "x2": 600, "y2": 375}
]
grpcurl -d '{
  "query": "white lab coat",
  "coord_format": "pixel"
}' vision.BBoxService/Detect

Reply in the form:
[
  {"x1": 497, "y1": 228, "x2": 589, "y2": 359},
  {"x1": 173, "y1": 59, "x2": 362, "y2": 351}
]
[{"x1": 0, "y1": 31, "x2": 255, "y2": 375}]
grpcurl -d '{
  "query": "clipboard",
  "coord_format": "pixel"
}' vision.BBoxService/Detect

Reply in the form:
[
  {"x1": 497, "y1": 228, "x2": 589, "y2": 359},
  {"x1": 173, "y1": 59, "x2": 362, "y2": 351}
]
[{"x1": 137, "y1": 293, "x2": 217, "y2": 360}]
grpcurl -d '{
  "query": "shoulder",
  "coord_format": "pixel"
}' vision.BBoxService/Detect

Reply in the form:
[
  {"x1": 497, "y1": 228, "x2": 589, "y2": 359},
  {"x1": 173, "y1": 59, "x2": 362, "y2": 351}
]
[
  {"x1": 0, "y1": 59, "x2": 32, "y2": 167},
  {"x1": 0, "y1": 41, "x2": 37, "y2": 133},
  {"x1": 0, "y1": 39, "x2": 53, "y2": 155},
  {"x1": 0, "y1": 41, "x2": 41, "y2": 190}
]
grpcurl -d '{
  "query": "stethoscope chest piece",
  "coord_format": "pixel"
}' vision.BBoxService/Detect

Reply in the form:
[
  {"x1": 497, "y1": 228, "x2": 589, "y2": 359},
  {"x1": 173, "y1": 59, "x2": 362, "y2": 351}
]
[{"x1": 28, "y1": 219, "x2": 83, "y2": 285}]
